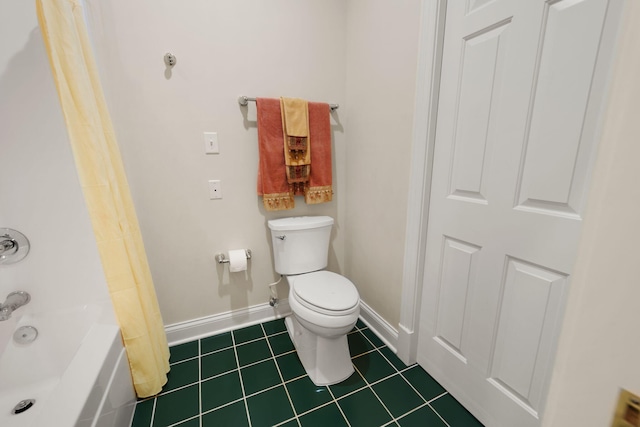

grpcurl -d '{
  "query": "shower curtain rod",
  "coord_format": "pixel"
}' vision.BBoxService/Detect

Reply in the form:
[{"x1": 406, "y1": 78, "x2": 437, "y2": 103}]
[{"x1": 238, "y1": 96, "x2": 339, "y2": 111}]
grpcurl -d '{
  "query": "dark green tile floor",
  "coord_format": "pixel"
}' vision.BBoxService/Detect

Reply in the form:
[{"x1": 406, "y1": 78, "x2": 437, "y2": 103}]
[{"x1": 131, "y1": 318, "x2": 484, "y2": 427}]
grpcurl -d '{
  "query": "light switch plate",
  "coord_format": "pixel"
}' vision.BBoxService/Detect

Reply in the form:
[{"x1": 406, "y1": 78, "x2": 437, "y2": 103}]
[{"x1": 204, "y1": 132, "x2": 219, "y2": 154}]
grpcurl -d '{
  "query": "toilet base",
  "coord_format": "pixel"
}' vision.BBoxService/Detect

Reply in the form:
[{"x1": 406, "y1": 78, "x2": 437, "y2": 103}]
[{"x1": 285, "y1": 316, "x2": 354, "y2": 386}]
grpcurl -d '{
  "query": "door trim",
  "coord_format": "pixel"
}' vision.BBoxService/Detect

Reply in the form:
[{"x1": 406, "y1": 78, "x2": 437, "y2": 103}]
[{"x1": 397, "y1": 0, "x2": 447, "y2": 364}]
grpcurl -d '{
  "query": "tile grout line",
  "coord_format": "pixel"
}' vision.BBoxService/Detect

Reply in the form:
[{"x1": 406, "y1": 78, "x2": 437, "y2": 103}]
[
  {"x1": 357, "y1": 325, "x2": 456, "y2": 426},
  {"x1": 351, "y1": 362, "x2": 398, "y2": 425},
  {"x1": 231, "y1": 330, "x2": 253, "y2": 427},
  {"x1": 197, "y1": 339, "x2": 202, "y2": 427},
  {"x1": 426, "y1": 392, "x2": 452, "y2": 427},
  {"x1": 353, "y1": 327, "x2": 432, "y2": 425},
  {"x1": 392, "y1": 401, "x2": 432, "y2": 424},
  {"x1": 259, "y1": 323, "x2": 301, "y2": 426},
  {"x1": 149, "y1": 397, "x2": 157, "y2": 427},
  {"x1": 326, "y1": 380, "x2": 353, "y2": 427}
]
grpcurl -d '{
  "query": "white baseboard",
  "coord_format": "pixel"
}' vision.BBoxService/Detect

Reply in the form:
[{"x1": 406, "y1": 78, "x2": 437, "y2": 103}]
[
  {"x1": 358, "y1": 300, "x2": 399, "y2": 352},
  {"x1": 165, "y1": 299, "x2": 292, "y2": 346},
  {"x1": 396, "y1": 323, "x2": 418, "y2": 365},
  {"x1": 165, "y1": 298, "x2": 399, "y2": 355}
]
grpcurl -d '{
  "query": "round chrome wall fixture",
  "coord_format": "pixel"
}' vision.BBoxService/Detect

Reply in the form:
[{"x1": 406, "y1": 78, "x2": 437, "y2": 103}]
[
  {"x1": 13, "y1": 326, "x2": 38, "y2": 345},
  {"x1": 0, "y1": 228, "x2": 30, "y2": 265}
]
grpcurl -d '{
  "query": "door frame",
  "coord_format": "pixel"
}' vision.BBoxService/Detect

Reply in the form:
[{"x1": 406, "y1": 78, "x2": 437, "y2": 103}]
[{"x1": 397, "y1": 0, "x2": 447, "y2": 365}]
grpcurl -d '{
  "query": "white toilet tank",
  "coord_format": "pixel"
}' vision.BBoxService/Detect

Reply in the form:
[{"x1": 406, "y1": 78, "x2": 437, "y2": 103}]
[{"x1": 268, "y1": 216, "x2": 334, "y2": 275}]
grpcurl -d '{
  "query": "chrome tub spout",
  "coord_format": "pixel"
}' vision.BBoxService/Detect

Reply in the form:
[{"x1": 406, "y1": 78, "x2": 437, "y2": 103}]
[{"x1": 0, "y1": 291, "x2": 31, "y2": 321}]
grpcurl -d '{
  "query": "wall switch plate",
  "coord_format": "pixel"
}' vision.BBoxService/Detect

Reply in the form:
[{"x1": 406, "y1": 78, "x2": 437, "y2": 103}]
[
  {"x1": 208, "y1": 180, "x2": 222, "y2": 199},
  {"x1": 204, "y1": 132, "x2": 219, "y2": 154}
]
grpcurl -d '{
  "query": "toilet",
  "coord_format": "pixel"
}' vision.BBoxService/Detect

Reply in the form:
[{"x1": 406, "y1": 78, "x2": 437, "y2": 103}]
[{"x1": 268, "y1": 216, "x2": 360, "y2": 386}]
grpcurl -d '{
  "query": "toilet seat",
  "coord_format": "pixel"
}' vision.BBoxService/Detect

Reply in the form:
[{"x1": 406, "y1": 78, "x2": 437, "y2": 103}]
[{"x1": 291, "y1": 271, "x2": 359, "y2": 316}]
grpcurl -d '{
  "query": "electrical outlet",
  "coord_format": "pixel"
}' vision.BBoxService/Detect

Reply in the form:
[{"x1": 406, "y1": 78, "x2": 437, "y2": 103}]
[
  {"x1": 208, "y1": 180, "x2": 222, "y2": 199},
  {"x1": 204, "y1": 132, "x2": 219, "y2": 154}
]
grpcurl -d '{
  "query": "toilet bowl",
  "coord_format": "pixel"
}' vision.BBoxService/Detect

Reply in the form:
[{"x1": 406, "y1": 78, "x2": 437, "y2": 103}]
[
  {"x1": 267, "y1": 216, "x2": 360, "y2": 386},
  {"x1": 285, "y1": 271, "x2": 359, "y2": 385}
]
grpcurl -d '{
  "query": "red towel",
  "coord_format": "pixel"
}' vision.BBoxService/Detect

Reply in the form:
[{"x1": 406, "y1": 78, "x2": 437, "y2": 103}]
[
  {"x1": 305, "y1": 102, "x2": 333, "y2": 204},
  {"x1": 256, "y1": 98, "x2": 295, "y2": 211}
]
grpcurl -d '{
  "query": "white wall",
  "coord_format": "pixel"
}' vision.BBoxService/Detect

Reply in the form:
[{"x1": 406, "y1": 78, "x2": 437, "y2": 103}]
[
  {"x1": 344, "y1": 0, "x2": 422, "y2": 327},
  {"x1": 542, "y1": 2, "x2": 640, "y2": 425},
  {"x1": 85, "y1": 0, "x2": 349, "y2": 325},
  {"x1": 0, "y1": 1, "x2": 112, "y2": 317}
]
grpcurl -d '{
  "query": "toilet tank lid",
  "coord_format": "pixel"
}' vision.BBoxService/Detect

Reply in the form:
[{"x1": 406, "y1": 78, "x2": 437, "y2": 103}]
[{"x1": 268, "y1": 216, "x2": 334, "y2": 231}]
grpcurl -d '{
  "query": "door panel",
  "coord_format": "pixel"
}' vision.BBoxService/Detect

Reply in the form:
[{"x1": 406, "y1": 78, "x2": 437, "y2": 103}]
[
  {"x1": 417, "y1": 1, "x2": 615, "y2": 426},
  {"x1": 515, "y1": 0, "x2": 610, "y2": 219}
]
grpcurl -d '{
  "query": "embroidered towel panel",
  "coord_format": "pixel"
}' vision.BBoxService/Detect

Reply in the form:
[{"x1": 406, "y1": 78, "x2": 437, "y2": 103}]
[{"x1": 306, "y1": 102, "x2": 333, "y2": 204}]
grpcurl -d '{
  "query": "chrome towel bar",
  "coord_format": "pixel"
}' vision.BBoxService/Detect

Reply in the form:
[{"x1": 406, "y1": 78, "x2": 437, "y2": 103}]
[{"x1": 238, "y1": 96, "x2": 339, "y2": 112}]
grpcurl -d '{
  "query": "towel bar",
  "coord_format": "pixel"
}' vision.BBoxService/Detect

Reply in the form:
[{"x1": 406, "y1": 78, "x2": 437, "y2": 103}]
[{"x1": 238, "y1": 96, "x2": 339, "y2": 112}]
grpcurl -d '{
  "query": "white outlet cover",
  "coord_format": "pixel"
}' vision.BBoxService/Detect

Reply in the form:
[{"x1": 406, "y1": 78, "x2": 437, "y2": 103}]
[{"x1": 208, "y1": 180, "x2": 222, "y2": 199}]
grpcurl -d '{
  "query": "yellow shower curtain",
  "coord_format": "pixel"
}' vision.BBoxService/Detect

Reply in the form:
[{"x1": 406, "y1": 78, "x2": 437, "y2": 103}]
[{"x1": 36, "y1": 0, "x2": 169, "y2": 397}]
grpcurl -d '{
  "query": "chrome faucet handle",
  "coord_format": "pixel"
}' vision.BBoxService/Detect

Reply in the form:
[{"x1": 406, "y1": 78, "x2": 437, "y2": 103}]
[
  {"x1": 0, "y1": 236, "x2": 17, "y2": 256},
  {"x1": 0, "y1": 229, "x2": 30, "y2": 265}
]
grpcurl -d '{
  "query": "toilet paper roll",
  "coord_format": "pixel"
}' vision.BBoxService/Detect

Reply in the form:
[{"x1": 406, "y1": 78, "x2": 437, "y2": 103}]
[{"x1": 228, "y1": 249, "x2": 248, "y2": 273}]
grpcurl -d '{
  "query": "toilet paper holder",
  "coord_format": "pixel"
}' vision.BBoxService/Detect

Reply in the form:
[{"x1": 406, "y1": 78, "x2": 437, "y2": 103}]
[{"x1": 215, "y1": 249, "x2": 251, "y2": 264}]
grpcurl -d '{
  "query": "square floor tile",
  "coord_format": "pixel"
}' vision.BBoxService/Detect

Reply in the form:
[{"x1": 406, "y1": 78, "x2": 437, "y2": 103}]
[
  {"x1": 348, "y1": 331, "x2": 375, "y2": 357},
  {"x1": 241, "y1": 359, "x2": 282, "y2": 396},
  {"x1": 201, "y1": 332, "x2": 232, "y2": 354},
  {"x1": 352, "y1": 350, "x2": 396, "y2": 384},
  {"x1": 163, "y1": 359, "x2": 199, "y2": 392},
  {"x1": 379, "y1": 347, "x2": 409, "y2": 371},
  {"x1": 401, "y1": 366, "x2": 446, "y2": 401},
  {"x1": 329, "y1": 369, "x2": 367, "y2": 398},
  {"x1": 361, "y1": 328, "x2": 385, "y2": 348},
  {"x1": 338, "y1": 387, "x2": 392, "y2": 427},
  {"x1": 286, "y1": 376, "x2": 332, "y2": 414},
  {"x1": 268, "y1": 332, "x2": 295, "y2": 356},
  {"x1": 169, "y1": 341, "x2": 199, "y2": 364},
  {"x1": 202, "y1": 400, "x2": 249, "y2": 427},
  {"x1": 356, "y1": 319, "x2": 367, "y2": 329},
  {"x1": 153, "y1": 384, "x2": 199, "y2": 427},
  {"x1": 236, "y1": 339, "x2": 272, "y2": 366},
  {"x1": 372, "y1": 374, "x2": 424, "y2": 418},
  {"x1": 299, "y1": 403, "x2": 348, "y2": 427},
  {"x1": 233, "y1": 324, "x2": 265, "y2": 344},
  {"x1": 276, "y1": 352, "x2": 307, "y2": 381},
  {"x1": 131, "y1": 398, "x2": 154, "y2": 427},
  {"x1": 430, "y1": 393, "x2": 484, "y2": 427},
  {"x1": 262, "y1": 318, "x2": 287, "y2": 336},
  {"x1": 201, "y1": 348, "x2": 237, "y2": 379},
  {"x1": 397, "y1": 405, "x2": 446, "y2": 427},
  {"x1": 246, "y1": 385, "x2": 295, "y2": 427},
  {"x1": 201, "y1": 370, "x2": 243, "y2": 412}
]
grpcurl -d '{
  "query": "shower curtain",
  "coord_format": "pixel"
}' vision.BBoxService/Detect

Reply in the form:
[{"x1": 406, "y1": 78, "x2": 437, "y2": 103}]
[{"x1": 36, "y1": 0, "x2": 169, "y2": 397}]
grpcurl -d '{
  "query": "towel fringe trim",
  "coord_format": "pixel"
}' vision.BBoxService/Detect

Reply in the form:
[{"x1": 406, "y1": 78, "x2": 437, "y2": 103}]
[{"x1": 263, "y1": 193, "x2": 295, "y2": 211}]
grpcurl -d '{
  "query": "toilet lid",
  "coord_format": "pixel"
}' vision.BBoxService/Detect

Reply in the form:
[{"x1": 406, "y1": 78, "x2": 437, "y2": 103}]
[{"x1": 293, "y1": 271, "x2": 359, "y2": 312}]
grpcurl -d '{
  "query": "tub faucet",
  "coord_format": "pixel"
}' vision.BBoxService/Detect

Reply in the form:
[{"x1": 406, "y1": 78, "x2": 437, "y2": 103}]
[{"x1": 0, "y1": 291, "x2": 31, "y2": 321}]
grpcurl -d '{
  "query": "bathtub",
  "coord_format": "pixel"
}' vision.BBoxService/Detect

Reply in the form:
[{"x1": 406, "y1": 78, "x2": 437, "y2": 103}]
[{"x1": 0, "y1": 303, "x2": 135, "y2": 426}]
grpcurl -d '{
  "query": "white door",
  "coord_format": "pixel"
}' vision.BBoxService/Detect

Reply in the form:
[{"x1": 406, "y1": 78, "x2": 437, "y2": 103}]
[{"x1": 417, "y1": 1, "x2": 618, "y2": 426}]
